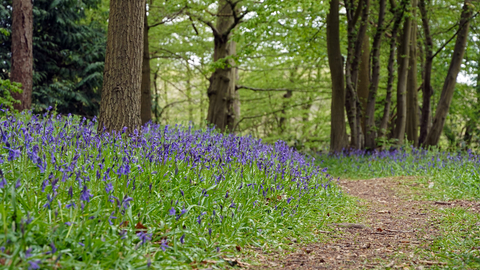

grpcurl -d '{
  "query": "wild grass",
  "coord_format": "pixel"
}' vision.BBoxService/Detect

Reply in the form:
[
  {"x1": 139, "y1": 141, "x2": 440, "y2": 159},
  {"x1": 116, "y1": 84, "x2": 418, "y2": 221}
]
[
  {"x1": 319, "y1": 147, "x2": 480, "y2": 200},
  {"x1": 0, "y1": 110, "x2": 353, "y2": 269}
]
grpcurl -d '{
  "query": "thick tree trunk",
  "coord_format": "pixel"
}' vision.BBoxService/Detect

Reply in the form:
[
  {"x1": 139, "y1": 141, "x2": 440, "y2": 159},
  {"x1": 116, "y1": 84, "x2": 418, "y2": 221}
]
[
  {"x1": 423, "y1": 0, "x2": 472, "y2": 147},
  {"x1": 418, "y1": 0, "x2": 434, "y2": 144},
  {"x1": 394, "y1": 0, "x2": 415, "y2": 145},
  {"x1": 98, "y1": 0, "x2": 145, "y2": 134},
  {"x1": 358, "y1": 36, "x2": 370, "y2": 133},
  {"x1": 206, "y1": 0, "x2": 238, "y2": 133},
  {"x1": 364, "y1": 0, "x2": 387, "y2": 150},
  {"x1": 327, "y1": 0, "x2": 347, "y2": 152},
  {"x1": 11, "y1": 0, "x2": 33, "y2": 111},
  {"x1": 141, "y1": 10, "x2": 152, "y2": 125},
  {"x1": 406, "y1": 15, "x2": 419, "y2": 146}
]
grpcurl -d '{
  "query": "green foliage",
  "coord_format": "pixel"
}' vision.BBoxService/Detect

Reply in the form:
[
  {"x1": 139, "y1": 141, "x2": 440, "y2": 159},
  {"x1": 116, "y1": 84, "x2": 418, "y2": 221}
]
[
  {"x1": 0, "y1": 0, "x2": 106, "y2": 117},
  {"x1": 0, "y1": 78, "x2": 22, "y2": 113}
]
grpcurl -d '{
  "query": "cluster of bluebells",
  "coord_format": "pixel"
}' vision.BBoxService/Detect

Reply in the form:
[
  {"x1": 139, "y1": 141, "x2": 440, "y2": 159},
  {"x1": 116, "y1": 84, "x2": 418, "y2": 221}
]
[
  {"x1": 0, "y1": 109, "x2": 336, "y2": 267},
  {"x1": 322, "y1": 147, "x2": 480, "y2": 198}
]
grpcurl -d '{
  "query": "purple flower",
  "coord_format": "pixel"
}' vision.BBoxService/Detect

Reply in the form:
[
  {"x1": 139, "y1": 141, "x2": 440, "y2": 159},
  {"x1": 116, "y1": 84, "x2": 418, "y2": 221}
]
[
  {"x1": 136, "y1": 232, "x2": 152, "y2": 245},
  {"x1": 65, "y1": 222, "x2": 72, "y2": 226},
  {"x1": 78, "y1": 242, "x2": 84, "y2": 247},
  {"x1": 0, "y1": 178, "x2": 6, "y2": 189},
  {"x1": 180, "y1": 190, "x2": 184, "y2": 196},
  {"x1": 121, "y1": 196, "x2": 133, "y2": 210},
  {"x1": 25, "y1": 247, "x2": 33, "y2": 258},
  {"x1": 15, "y1": 179, "x2": 21, "y2": 189},
  {"x1": 66, "y1": 202, "x2": 75, "y2": 209},
  {"x1": 168, "y1": 207, "x2": 176, "y2": 216},
  {"x1": 28, "y1": 260, "x2": 41, "y2": 270},
  {"x1": 160, "y1": 239, "x2": 169, "y2": 251},
  {"x1": 105, "y1": 182, "x2": 113, "y2": 194},
  {"x1": 180, "y1": 234, "x2": 185, "y2": 244},
  {"x1": 80, "y1": 185, "x2": 93, "y2": 202},
  {"x1": 46, "y1": 242, "x2": 57, "y2": 254},
  {"x1": 147, "y1": 258, "x2": 151, "y2": 267}
]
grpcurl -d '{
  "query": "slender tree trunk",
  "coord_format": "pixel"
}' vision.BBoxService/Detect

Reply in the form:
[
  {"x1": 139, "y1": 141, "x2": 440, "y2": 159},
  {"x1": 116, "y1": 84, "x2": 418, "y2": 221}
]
[
  {"x1": 98, "y1": 0, "x2": 145, "y2": 134},
  {"x1": 364, "y1": 0, "x2": 387, "y2": 150},
  {"x1": 394, "y1": 0, "x2": 415, "y2": 145},
  {"x1": 418, "y1": 0, "x2": 434, "y2": 144},
  {"x1": 378, "y1": 0, "x2": 406, "y2": 142},
  {"x1": 423, "y1": 0, "x2": 473, "y2": 147},
  {"x1": 358, "y1": 36, "x2": 370, "y2": 133},
  {"x1": 406, "y1": 14, "x2": 419, "y2": 146},
  {"x1": 206, "y1": 0, "x2": 238, "y2": 133},
  {"x1": 344, "y1": 0, "x2": 370, "y2": 149},
  {"x1": 11, "y1": 0, "x2": 33, "y2": 111},
  {"x1": 141, "y1": 10, "x2": 152, "y2": 125},
  {"x1": 153, "y1": 69, "x2": 160, "y2": 122},
  {"x1": 327, "y1": 0, "x2": 347, "y2": 152}
]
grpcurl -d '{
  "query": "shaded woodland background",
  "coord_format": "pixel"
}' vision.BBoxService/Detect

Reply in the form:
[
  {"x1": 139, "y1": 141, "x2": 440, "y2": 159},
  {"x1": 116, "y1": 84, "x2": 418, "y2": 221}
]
[{"x1": 1, "y1": 0, "x2": 480, "y2": 152}]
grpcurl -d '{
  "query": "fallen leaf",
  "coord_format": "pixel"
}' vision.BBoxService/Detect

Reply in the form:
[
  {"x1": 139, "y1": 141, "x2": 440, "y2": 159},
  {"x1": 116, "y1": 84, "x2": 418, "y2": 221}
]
[
  {"x1": 235, "y1": 245, "x2": 242, "y2": 252},
  {"x1": 135, "y1": 222, "x2": 148, "y2": 234},
  {"x1": 376, "y1": 228, "x2": 383, "y2": 232}
]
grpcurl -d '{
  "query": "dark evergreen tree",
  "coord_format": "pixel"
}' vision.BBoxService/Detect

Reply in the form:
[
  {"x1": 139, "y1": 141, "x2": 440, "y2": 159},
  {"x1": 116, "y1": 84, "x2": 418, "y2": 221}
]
[{"x1": 0, "y1": 0, "x2": 106, "y2": 117}]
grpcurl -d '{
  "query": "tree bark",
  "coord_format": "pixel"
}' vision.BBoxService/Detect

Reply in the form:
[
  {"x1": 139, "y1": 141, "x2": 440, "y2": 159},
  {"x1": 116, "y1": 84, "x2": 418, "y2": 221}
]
[
  {"x1": 141, "y1": 10, "x2": 153, "y2": 125},
  {"x1": 378, "y1": 0, "x2": 406, "y2": 142},
  {"x1": 11, "y1": 0, "x2": 33, "y2": 111},
  {"x1": 423, "y1": 0, "x2": 473, "y2": 147},
  {"x1": 394, "y1": 0, "x2": 415, "y2": 145},
  {"x1": 345, "y1": 0, "x2": 370, "y2": 149},
  {"x1": 364, "y1": 0, "x2": 387, "y2": 150},
  {"x1": 98, "y1": 0, "x2": 145, "y2": 134},
  {"x1": 406, "y1": 12, "x2": 419, "y2": 146},
  {"x1": 206, "y1": 0, "x2": 239, "y2": 133},
  {"x1": 418, "y1": 0, "x2": 434, "y2": 144},
  {"x1": 327, "y1": 0, "x2": 347, "y2": 152},
  {"x1": 358, "y1": 36, "x2": 370, "y2": 133}
]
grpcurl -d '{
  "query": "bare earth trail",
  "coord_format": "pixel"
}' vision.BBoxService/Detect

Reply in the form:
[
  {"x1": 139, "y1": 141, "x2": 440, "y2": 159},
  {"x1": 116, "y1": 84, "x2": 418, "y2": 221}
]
[{"x1": 251, "y1": 177, "x2": 480, "y2": 269}]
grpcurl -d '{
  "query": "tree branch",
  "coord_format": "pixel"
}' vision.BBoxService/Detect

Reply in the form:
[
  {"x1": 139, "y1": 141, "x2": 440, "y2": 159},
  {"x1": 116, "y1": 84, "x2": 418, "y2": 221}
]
[
  {"x1": 431, "y1": 11, "x2": 479, "y2": 60},
  {"x1": 235, "y1": 85, "x2": 321, "y2": 93}
]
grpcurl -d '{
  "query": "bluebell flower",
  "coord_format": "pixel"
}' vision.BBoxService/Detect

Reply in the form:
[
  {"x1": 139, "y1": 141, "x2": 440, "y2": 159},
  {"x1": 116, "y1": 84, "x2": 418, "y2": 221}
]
[
  {"x1": 137, "y1": 232, "x2": 152, "y2": 245},
  {"x1": 28, "y1": 260, "x2": 41, "y2": 270},
  {"x1": 25, "y1": 247, "x2": 32, "y2": 258},
  {"x1": 169, "y1": 207, "x2": 176, "y2": 216},
  {"x1": 160, "y1": 239, "x2": 169, "y2": 251},
  {"x1": 180, "y1": 234, "x2": 185, "y2": 244}
]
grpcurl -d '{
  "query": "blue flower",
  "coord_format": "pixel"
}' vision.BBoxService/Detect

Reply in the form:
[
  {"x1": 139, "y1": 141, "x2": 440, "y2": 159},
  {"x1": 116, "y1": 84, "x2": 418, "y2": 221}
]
[
  {"x1": 180, "y1": 234, "x2": 185, "y2": 244},
  {"x1": 28, "y1": 260, "x2": 41, "y2": 270},
  {"x1": 160, "y1": 239, "x2": 169, "y2": 251},
  {"x1": 137, "y1": 232, "x2": 152, "y2": 245},
  {"x1": 168, "y1": 207, "x2": 176, "y2": 216}
]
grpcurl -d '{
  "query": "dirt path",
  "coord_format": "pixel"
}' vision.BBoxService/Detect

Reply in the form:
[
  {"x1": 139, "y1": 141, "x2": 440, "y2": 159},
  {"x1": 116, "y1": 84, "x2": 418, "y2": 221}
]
[{"x1": 253, "y1": 178, "x2": 456, "y2": 269}]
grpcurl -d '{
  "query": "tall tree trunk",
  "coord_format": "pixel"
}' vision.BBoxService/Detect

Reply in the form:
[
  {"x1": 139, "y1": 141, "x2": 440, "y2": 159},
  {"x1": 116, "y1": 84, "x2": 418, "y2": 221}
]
[
  {"x1": 418, "y1": 0, "x2": 434, "y2": 144},
  {"x1": 98, "y1": 0, "x2": 145, "y2": 134},
  {"x1": 358, "y1": 36, "x2": 370, "y2": 133},
  {"x1": 153, "y1": 68, "x2": 160, "y2": 122},
  {"x1": 423, "y1": 0, "x2": 473, "y2": 147},
  {"x1": 327, "y1": 0, "x2": 347, "y2": 152},
  {"x1": 141, "y1": 10, "x2": 152, "y2": 125},
  {"x1": 186, "y1": 64, "x2": 194, "y2": 123},
  {"x1": 344, "y1": 0, "x2": 370, "y2": 149},
  {"x1": 364, "y1": 0, "x2": 387, "y2": 150},
  {"x1": 394, "y1": 0, "x2": 415, "y2": 145},
  {"x1": 11, "y1": 0, "x2": 33, "y2": 111},
  {"x1": 206, "y1": 0, "x2": 238, "y2": 133},
  {"x1": 406, "y1": 14, "x2": 419, "y2": 146},
  {"x1": 378, "y1": 0, "x2": 406, "y2": 142}
]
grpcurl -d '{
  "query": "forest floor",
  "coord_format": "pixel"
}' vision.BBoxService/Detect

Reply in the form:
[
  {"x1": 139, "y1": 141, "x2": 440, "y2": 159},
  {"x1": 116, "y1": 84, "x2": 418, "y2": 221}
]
[{"x1": 245, "y1": 177, "x2": 480, "y2": 269}]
